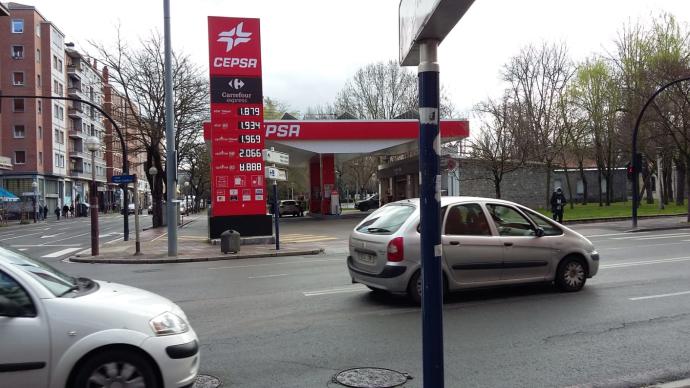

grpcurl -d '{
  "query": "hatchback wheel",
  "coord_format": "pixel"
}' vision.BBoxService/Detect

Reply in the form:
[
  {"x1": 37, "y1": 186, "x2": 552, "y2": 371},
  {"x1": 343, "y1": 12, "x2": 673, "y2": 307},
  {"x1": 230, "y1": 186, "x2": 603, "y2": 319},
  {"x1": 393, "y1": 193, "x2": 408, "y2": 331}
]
[
  {"x1": 555, "y1": 256, "x2": 587, "y2": 292},
  {"x1": 73, "y1": 349, "x2": 159, "y2": 388},
  {"x1": 359, "y1": 204, "x2": 369, "y2": 212}
]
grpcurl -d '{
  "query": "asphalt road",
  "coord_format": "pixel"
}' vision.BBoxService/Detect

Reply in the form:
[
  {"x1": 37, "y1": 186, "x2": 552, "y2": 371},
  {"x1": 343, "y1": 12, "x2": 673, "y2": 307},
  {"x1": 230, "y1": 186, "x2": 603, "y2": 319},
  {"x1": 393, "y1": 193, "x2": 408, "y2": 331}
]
[{"x1": 4, "y1": 214, "x2": 690, "y2": 387}]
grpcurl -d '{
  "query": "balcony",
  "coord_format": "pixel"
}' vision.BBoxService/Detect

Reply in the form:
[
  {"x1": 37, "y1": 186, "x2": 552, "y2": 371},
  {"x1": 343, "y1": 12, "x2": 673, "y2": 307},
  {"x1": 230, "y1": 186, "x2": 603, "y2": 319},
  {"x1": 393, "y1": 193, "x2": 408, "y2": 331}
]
[
  {"x1": 70, "y1": 169, "x2": 91, "y2": 179},
  {"x1": 67, "y1": 63, "x2": 82, "y2": 75},
  {"x1": 69, "y1": 150, "x2": 87, "y2": 159},
  {"x1": 68, "y1": 106, "x2": 83, "y2": 118},
  {"x1": 68, "y1": 87, "x2": 81, "y2": 98},
  {"x1": 68, "y1": 127, "x2": 86, "y2": 139}
]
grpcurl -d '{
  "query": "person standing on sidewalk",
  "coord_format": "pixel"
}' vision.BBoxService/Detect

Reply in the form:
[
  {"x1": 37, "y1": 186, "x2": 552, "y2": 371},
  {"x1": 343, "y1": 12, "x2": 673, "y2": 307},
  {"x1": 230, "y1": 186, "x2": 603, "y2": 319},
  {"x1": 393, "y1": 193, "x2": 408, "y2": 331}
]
[
  {"x1": 550, "y1": 187, "x2": 567, "y2": 223},
  {"x1": 43, "y1": 205, "x2": 48, "y2": 221},
  {"x1": 54, "y1": 206, "x2": 61, "y2": 220}
]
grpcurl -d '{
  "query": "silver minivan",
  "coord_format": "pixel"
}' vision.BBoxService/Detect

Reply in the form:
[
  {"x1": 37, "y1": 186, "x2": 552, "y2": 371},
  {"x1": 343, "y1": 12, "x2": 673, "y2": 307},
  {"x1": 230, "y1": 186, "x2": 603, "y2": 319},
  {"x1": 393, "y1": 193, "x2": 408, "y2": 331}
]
[{"x1": 347, "y1": 197, "x2": 599, "y2": 303}]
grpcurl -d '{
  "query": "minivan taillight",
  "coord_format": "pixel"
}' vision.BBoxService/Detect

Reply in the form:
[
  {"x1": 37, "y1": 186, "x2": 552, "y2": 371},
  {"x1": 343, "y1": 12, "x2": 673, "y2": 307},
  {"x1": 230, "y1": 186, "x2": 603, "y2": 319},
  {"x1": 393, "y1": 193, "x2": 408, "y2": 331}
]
[{"x1": 387, "y1": 237, "x2": 404, "y2": 262}]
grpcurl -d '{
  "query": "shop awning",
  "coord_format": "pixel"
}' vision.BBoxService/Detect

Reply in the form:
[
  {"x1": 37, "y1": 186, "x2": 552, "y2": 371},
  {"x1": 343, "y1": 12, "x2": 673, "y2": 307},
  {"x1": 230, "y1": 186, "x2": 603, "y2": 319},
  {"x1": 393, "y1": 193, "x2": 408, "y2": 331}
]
[{"x1": 0, "y1": 188, "x2": 20, "y2": 202}]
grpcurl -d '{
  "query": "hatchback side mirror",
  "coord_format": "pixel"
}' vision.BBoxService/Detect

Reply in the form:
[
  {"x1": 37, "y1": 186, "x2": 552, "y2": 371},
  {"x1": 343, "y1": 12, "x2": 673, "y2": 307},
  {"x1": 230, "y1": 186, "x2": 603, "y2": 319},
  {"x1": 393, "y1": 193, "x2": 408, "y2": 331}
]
[{"x1": 534, "y1": 227, "x2": 545, "y2": 237}]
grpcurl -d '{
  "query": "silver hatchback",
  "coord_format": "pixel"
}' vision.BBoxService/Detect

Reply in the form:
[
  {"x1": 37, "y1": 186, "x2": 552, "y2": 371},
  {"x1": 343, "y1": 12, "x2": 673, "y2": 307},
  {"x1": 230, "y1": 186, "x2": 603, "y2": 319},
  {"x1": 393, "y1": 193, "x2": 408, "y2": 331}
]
[{"x1": 347, "y1": 197, "x2": 599, "y2": 303}]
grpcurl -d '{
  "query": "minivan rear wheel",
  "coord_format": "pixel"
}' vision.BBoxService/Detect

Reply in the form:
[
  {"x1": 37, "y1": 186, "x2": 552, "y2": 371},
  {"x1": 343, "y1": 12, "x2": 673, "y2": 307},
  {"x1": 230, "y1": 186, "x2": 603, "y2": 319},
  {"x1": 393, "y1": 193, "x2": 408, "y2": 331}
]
[
  {"x1": 407, "y1": 270, "x2": 422, "y2": 305},
  {"x1": 555, "y1": 256, "x2": 587, "y2": 292}
]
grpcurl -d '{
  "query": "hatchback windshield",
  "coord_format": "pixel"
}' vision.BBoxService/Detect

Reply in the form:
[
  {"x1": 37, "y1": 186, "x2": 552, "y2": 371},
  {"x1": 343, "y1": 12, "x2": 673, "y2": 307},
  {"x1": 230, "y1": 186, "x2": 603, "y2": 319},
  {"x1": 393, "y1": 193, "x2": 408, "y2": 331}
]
[
  {"x1": 0, "y1": 247, "x2": 75, "y2": 296},
  {"x1": 356, "y1": 203, "x2": 415, "y2": 234}
]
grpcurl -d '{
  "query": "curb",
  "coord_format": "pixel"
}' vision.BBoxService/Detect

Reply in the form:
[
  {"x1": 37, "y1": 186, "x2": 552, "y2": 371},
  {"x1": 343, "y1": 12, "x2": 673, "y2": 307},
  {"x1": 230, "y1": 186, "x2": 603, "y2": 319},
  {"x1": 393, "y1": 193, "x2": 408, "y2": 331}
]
[
  {"x1": 67, "y1": 248, "x2": 324, "y2": 264},
  {"x1": 562, "y1": 213, "x2": 687, "y2": 225}
]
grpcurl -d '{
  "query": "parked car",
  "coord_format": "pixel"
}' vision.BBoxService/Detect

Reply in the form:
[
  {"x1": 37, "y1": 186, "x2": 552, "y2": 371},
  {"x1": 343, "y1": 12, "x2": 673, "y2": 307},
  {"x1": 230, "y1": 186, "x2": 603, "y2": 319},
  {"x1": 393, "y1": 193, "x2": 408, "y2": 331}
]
[
  {"x1": 355, "y1": 194, "x2": 379, "y2": 212},
  {"x1": 279, "y1": 200, "x2": 301, "y2": 217},
  {"x1": 0, "y1": 247, "x2": 199, "y2": 388},
  {"x1": 347, "y1": 196, "x2": 599, "y2": 304}
]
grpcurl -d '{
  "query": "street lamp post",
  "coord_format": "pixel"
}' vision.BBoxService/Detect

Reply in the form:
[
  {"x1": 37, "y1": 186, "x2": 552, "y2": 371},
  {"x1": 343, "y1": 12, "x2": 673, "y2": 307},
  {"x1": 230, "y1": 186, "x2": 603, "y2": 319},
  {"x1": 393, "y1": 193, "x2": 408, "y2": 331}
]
[
  {"x1": 149, "y1": 166, "x2": 158, "y2": 224},
  {"x1": 32, "y1": 181, "x2": 38, "y2": 223},
  {"x1": 86, "y1": 136, "x2": 101, "y2": 256},
  {"x1": 184, "y1": 181, "x2": 190, "y2": 214}
]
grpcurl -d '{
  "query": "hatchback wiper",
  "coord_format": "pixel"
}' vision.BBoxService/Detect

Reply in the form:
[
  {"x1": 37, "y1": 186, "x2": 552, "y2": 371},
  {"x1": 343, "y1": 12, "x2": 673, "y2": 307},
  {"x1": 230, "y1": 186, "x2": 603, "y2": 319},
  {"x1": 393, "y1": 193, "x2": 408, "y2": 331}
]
[
  {"x1": 58, "y1": 277, "x2": 93, "y2": 297},
  {"x1": 367, "y1": 227, "x2": 391, "y2": 233}
]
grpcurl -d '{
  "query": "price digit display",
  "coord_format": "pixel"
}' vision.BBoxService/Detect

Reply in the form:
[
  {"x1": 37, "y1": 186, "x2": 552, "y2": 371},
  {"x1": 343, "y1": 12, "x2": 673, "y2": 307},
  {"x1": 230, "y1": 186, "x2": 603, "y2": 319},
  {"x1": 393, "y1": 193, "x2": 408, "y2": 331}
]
[
  {"x1": 240, "y1": 134, "x2": 261, "y2": 143},
  {"x1": 239, "y1": 121, "x2": 261, "y2": 130},
  {"x1": 238, "y1": 107, "x2": 260, "y2": 116},
  {"x1": 239, "y1": 162, "x2": 262, "y2": 172},
  {"x1": 239, "y1": 148, "x2": 262, "y2": 158}
]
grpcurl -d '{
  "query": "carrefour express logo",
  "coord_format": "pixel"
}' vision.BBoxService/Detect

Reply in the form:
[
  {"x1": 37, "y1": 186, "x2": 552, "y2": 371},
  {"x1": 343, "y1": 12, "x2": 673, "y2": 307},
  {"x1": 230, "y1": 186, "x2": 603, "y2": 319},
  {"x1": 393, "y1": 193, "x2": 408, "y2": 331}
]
[{"x1": 217, "y1": 22, "x2": 252, "y2": 52}]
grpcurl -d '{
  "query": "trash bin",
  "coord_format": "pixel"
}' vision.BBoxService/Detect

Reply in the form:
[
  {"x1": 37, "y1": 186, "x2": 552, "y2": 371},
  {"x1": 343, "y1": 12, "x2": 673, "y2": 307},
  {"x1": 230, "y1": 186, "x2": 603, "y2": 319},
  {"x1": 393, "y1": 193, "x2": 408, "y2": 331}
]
[{"x1": 220, "y1": 230, "x2": 240, "y2": 254}]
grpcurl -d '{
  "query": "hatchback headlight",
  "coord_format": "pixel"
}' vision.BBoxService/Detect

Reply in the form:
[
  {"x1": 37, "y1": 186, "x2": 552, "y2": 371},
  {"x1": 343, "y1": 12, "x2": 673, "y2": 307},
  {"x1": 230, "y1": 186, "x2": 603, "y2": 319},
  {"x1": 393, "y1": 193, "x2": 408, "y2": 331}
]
[{"x1": 149, "y1": 312, "x2": 189, "y2": 336}]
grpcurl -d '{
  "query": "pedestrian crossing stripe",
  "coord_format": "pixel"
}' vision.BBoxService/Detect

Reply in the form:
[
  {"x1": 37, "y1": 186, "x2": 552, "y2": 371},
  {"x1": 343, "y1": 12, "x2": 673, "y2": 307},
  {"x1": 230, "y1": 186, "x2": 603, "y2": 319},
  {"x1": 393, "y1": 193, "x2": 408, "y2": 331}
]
[{"x1": 280, "y1": 234, "x2": 339, "y2": 243}]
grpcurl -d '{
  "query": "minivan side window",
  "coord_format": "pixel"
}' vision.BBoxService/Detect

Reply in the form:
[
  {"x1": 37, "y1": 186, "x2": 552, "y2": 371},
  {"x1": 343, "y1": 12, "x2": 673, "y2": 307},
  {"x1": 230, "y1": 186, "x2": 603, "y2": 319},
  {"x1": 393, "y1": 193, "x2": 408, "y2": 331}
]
[
  {"x1": 486, "y1": 204, "x2": 535, "y2": 237},
  {"x1": 520, "y1": 207, "x2": 563, "y2": 236},
  {"x1": 444, "y1": 203, "x2": 491, "y2": 236},
  {"x1": 0, "y1": 270, "x2": 36, "y2": 317}
]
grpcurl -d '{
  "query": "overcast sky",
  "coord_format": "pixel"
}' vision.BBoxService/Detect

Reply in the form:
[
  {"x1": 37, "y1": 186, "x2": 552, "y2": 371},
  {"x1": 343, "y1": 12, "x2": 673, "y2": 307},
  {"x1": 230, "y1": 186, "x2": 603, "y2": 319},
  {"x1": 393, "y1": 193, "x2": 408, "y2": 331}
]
[{"x1": 21, "y1": 0, "x2": 690, "y2": 118}]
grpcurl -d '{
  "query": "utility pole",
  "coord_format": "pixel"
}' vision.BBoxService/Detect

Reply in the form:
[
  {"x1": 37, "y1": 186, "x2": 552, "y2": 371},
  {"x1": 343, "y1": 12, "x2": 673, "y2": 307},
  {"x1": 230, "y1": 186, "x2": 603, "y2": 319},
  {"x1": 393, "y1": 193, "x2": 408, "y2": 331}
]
[{"x1": 163, "y1": 0, "x2": 177, "y2": 256}]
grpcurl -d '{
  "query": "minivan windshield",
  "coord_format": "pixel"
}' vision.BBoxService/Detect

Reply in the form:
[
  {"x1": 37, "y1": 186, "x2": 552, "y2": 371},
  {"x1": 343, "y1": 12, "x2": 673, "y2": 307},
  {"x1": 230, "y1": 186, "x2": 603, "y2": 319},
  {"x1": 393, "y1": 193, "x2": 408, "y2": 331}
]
[
  {"x1": 356, "y1": 203, "x2": 415, "y2": 234},
  {"x1": 0, "y1": 247, "x2": 76, "y2": 296}
]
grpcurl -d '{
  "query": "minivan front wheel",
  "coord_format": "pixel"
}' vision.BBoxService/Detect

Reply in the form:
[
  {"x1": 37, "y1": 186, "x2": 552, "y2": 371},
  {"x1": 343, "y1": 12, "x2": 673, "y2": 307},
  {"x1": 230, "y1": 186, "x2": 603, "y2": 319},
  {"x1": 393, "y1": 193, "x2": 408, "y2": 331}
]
[
  {"x1": 73, "y1": 349, "x2": 159, "y2": 388},
  {"x1": 555, "y1": 256, "x2": 587, "y2": 292}
]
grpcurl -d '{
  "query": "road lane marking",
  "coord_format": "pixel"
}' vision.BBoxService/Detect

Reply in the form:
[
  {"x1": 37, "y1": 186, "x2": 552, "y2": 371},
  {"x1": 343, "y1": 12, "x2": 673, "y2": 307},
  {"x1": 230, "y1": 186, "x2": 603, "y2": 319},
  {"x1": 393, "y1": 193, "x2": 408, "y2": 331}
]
[
  {"x1": 151, "y1": 233, "x2": 167, "y2": 242},
  {"x1": 41, "y1": 247, "x2": 82, "y2": 258},
  {"x1": 18, "y1": 248, "x2": 27, "y2": 251},
  {"x1": 601, "y1": 256, "x2": 690, "y2": 268},
  {"x1": 610, "y1": 233, "x2": 690, "y2": 240},
  {"x1": 584, "y1": 232, "x2": 651, "y2": 238},
  {"x1": 11, "y1": 244, "x2": 82, "y2": 248},
  {"x1": 303, "y1": 284, "x2": 369, "y2": 297},
  {"x1": 208, "y1": 258, "x2": 340, "y2": 270},
  {"x1": 629, "y1": 290, "x2": 690, "y2": 301},
  {"x1": 248, "y1": 273, "x2": 289, "y2": 279},
  {"x1": 105, "y1": 237, "x2": 124, "y2": 244},
  {"x1": 0, "y1": 231, "x2": 48, "y2": 241},
  {"x1": 602, "y1": 241, "x2": 690, "y2": 251},
  {"x1": 41, "y1": 233, "x2": 65, "y2": 239}
]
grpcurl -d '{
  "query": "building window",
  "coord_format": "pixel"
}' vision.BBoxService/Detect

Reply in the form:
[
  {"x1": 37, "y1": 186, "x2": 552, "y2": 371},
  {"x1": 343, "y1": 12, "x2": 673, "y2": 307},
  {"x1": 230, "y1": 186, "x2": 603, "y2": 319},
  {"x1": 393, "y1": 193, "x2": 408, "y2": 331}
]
[
  {"x1": 54, "y1": 153, "x2": 65, "y2": 168},
  {"x1": 14, "y1": 151, "x2": 26, "y2": 164},
  {"x1": 13, "y1": 125, "x2": 25, "y2": 138},
  {"x1": 58, "y1": 83, "x2": 63, "y2": 96},
  {"x1": 37, "y1": 74, "x2": 41, "y2": 87},
  {"x1": 11, "y1": 19, "x2": 24, "y2": 33},
  {"x1": 37, "y1": 100, "x2": 42, "y2": 113},
  {"x1": 13, "y1": 98, "x2": 25, "y2": 112},
  {"x1": 36, "y1": 48, "x2": 40, "y2": 63},
  {"x1": 58, "y1": 58, "x2": 63, "y2": 71},
  {"x1": 53, "y1": 80, "x2": 58, "y2": 94},
  {"x1": 35, "y1": 23, "x2": 40, "y2": 37},
  {"x1": 39, "y1": 152, "x2": 43, "y2": 165},
  {"x1": 11, "y1": 45, "x2": 24, "y2": 59},
  {"x1": 12, "y1": 72, "x2": 24, "y2": 86},
  {"x1": 54, "y1": 129, "x2": 64, "y2": 144},
  {"x1": 38, "y1": 126, "x2": 43, "y2": 139}
]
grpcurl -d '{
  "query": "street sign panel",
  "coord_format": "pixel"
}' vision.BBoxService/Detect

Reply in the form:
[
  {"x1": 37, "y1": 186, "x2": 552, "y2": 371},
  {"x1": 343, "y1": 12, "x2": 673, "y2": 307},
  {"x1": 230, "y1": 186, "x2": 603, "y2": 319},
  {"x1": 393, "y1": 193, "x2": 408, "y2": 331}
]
[
  {"x1": 112, "y1": 175, "x2": 136, "y2": 184},
  {"x1": 263, "y1": 149, "x2": 289, "y2": 165},
  {"x1": 265, "y1": 166, "x2": 287, "y2": 181},
  {"x1": 399, "y1": 0, "x2": 474, "y2": 66}
]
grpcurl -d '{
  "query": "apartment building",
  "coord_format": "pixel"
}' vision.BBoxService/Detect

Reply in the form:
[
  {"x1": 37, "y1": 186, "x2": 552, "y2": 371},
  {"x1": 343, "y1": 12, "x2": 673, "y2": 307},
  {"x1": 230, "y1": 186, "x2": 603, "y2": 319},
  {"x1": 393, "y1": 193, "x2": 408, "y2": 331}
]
[
  {"x1": 65, "y1": 44, "x2": 107, "y2": 209},
  {"x1": 0, "y1": 3, "x2": 132, "y2": 214}
]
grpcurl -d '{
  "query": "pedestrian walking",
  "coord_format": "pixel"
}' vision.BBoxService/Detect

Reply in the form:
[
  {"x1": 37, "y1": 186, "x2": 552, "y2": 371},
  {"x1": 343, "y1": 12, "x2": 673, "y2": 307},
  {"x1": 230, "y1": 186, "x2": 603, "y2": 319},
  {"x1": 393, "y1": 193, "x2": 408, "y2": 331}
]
[
  {"x1": 43, "y1": 205, "x2": 48, "y2": 221},
  {"x1": 69, "y1": 204, "x2": 74, "y2": 218},
  {"x1": 63, "y1": 204, "x2": 69, "y2": 219},
  {"x1": 550, "y1": 187, "x2": 567, "y2": 223},
  {"x1": 54, "y1": 206, "x2": 61, "y2": 220}
]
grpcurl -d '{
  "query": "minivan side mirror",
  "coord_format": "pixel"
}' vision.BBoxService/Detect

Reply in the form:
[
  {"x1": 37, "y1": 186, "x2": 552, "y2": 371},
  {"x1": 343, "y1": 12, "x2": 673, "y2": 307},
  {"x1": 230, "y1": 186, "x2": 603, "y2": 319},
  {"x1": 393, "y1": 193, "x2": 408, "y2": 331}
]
[
  {"x1": 0, "y1": 296, "x2": 24, "y2": 317},
  {"x1": 534, "y1": 227, "x2": 545, "y2": 237}
]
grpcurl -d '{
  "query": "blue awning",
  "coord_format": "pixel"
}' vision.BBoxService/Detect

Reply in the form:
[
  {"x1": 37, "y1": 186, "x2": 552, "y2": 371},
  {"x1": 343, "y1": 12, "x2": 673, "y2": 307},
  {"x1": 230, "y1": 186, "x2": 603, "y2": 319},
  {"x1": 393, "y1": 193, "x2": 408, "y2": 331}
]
[{"x1": 0, "y1": 187, "x2": 20, "y2": 202}]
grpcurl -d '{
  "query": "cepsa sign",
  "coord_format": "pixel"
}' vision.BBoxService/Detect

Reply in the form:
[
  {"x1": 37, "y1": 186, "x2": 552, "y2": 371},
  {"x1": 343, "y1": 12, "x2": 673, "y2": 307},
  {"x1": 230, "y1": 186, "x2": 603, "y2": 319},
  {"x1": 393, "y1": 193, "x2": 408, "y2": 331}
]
[{"x1": 208, "y1": 17, "x2": 265, "y2": 217}]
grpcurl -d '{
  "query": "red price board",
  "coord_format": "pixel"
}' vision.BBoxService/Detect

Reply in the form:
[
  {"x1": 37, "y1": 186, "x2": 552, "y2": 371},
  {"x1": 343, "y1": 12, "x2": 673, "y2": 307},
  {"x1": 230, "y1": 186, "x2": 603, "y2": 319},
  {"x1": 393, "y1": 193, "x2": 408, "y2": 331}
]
[{"x1": 208, "y1": 17, "x2": 265, "y2": 216}]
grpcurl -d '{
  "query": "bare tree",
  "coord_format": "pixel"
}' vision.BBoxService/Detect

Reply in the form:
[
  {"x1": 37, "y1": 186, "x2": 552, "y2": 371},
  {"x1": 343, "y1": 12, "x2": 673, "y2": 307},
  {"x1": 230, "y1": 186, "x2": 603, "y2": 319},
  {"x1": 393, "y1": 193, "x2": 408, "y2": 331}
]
[
  {"x1": 182, "y1": 143, "x2": 210, "y2": 212},
  {"x1": 502, "y1": 42, "x2": 575, "y2": 207},
  {"x1": 91, "y1": 29, "x2": 209, "y2": 227},
  {"x1": 471, "y1": 95, "x2": 526, "y2": 198}
]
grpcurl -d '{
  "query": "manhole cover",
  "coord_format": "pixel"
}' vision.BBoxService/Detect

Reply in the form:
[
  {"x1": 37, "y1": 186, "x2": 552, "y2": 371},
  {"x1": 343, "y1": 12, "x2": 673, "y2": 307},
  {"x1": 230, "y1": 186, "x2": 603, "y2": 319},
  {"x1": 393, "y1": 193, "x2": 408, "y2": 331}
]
[
  {"x1": 333, "y1": 368, "x2": 411, "y2": 388},
  {"x1": 193, "y1": 374, "x2": 222, "y2": 388}
]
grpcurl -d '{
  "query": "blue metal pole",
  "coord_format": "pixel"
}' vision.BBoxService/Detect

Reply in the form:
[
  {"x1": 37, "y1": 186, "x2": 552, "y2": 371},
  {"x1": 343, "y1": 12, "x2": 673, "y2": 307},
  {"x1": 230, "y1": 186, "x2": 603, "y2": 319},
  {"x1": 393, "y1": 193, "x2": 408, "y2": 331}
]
[
  {"x1": 273, "y1": 180, "x2": 280, "y2": 250},
  {"x1": 418, "y1": 40, "x2": 444, "y2": 388}
]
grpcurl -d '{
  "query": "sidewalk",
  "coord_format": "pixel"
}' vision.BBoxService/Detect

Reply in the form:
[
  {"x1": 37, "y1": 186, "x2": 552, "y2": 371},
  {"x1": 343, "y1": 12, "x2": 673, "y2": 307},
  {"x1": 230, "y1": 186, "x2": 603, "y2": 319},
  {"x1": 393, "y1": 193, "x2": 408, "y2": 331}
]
[{"x1": 69, "y1": 214, "x2": 324, "y2": 264}]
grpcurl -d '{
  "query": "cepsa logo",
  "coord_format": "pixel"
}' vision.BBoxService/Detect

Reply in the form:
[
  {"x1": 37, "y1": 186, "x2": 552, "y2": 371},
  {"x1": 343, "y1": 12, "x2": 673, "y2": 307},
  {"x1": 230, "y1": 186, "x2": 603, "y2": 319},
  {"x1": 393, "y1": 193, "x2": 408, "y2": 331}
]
[
  {"x1": 265, "y1": 124, "x2": 300, "y2": 138},
  {"x1": 213, "y1": 21, "x2": 258, "y2": 69}
]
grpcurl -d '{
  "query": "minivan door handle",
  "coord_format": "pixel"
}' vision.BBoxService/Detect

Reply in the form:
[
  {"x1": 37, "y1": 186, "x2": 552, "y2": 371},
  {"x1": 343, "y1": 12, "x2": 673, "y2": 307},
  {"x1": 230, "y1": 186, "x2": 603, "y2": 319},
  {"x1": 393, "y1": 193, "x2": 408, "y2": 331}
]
[
  {"x1": 449, "y1": 241, "x2": 460, "y2": 246},
  {"x1": 504, "y1": 242, "x2": 514, "y2": 247}
]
